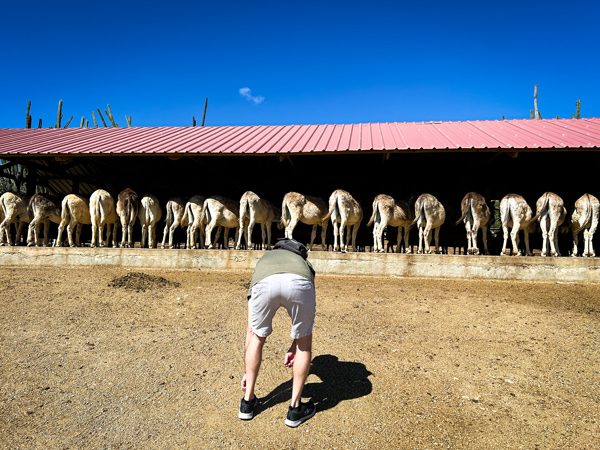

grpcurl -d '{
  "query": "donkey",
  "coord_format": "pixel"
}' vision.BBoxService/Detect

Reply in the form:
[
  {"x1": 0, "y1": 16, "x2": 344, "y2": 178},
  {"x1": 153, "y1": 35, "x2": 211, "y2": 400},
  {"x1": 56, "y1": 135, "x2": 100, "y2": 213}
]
[
  {"x1": 281, "y1": 192, "x2": 329, "y2": 251},
  {"x1": 455, "y1": 192, "x2": 490, "y2": 255},
  {"x1": 413, "y1": 193, "x2": 445, "y2": 254},
  {"x1": 367, "y1": 194, "x2": 414, "y2": 253}
]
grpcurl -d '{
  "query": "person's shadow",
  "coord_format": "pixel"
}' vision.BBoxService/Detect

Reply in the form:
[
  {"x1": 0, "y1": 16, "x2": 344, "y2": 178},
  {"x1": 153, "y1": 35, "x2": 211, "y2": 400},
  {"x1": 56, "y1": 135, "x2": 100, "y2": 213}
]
[{"x1": 257, "y1": 354, "x2": 372, "y2": 414}]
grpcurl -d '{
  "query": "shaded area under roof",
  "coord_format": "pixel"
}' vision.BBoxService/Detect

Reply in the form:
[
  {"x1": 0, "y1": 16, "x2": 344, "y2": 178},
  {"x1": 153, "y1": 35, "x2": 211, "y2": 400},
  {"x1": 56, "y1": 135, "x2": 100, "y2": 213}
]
[{"x1": 1, "y1": 118, "x2": 600, "y2": 156}]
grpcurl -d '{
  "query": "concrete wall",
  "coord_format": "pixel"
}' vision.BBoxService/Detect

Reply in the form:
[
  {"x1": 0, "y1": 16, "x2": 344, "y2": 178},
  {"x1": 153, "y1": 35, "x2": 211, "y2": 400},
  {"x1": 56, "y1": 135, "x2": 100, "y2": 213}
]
[{"x1": 1, "y1": 247, "x2": 598, "y2": 283}]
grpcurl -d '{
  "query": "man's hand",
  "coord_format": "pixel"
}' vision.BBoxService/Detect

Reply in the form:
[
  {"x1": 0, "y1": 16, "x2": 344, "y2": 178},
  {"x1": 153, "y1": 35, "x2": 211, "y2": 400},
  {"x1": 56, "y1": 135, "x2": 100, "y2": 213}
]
[
  {"x1": 241, "y1": 372, "x2": 247, "y2": 391},
  {"x1": 284, "y1": 351, "x2": 295, "y2": 367},
  {"x1": 284, "y1": 342, "x2": 297, "y2": 367}
]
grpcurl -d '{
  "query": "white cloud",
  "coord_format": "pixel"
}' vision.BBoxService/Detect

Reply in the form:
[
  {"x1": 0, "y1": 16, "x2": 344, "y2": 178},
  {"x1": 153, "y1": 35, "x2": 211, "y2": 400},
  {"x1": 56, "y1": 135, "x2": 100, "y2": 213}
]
[{"x1": 239, "y1": 87, "x2": 265, "y2": 104}]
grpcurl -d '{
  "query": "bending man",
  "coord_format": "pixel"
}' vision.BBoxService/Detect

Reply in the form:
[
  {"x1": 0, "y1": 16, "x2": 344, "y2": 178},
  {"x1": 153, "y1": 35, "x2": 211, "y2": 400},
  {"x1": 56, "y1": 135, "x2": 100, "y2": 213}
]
[{"x1": 239, "y1": 238, "x2": 316, "y2": 427}]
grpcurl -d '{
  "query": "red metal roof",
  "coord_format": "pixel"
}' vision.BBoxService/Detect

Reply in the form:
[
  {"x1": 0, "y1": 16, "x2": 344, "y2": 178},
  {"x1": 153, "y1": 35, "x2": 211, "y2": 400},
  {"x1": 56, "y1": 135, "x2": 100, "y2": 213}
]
[{"x1": 1, "y1": 118, "x2": 599, "y2": 157}]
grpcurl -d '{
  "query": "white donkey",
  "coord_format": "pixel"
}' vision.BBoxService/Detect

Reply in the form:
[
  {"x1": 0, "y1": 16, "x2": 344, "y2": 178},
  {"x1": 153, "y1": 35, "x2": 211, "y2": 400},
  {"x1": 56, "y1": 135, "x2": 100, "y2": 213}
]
[
  {"x1": 500, "y1": 194, "x2": 536, "y2": 256},
  {"x1": 89, "y1": 189, "x2": 120, "y2": 248},
  {"x1": 529, "y1": 192, "x2": 566, "y2": 257},
  {"x1": 202, "y1": 196, "x2": 240, "y2": 249},
  {"x1": 161, "y1": 197, "x2": 186, "y2": 249},
  {"x1": 367, "y1": 194, "x2": 414, "y2": 253},
  {"x1": 116, "y1": 188, "x2": 139, "y2": 248},
  {"x1": 56, "y1": 194, "x2": 92, "y2": 247},
  {"x1": 455, "y1": 192, "x2": 490, "y2": 255},
  {"x1": 568, "y1": 193, "x2": 599, "y2": 257},
  {"x1": 324, "y1": 189, "x2": 363, "y2": 252},
  {"x1": 182, "y1": 195, "x2": 207, "y2": 249},
  {"x1": 27, "y1": 194, "x2": 61, "y2": 247},
  {"x1": 0, "y1": 192, "x2": 30, "y2": 246},
  {"x1": 281, "y1": 192, "x2": 329, "y2": 251},
  {"x1": 138, "y1": 194, "x2": 162, "y2": 248},
  {"x1": 236, "y1": 191, "x2": 279, "y2": 250},
  {"x1": 413, "y1": 193, "x2": 445, "y2": 254}
]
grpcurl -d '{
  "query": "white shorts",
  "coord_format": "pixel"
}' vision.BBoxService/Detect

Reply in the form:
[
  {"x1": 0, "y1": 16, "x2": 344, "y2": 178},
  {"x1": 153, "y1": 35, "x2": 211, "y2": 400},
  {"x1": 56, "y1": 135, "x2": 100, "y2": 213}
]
[{"x1": 249, "y1": 273, "x2": 316, "y2": 339}]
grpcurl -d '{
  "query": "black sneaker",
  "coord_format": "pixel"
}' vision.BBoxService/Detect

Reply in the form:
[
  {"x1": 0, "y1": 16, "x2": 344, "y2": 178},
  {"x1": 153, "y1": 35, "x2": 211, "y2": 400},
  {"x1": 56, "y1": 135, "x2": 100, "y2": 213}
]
[
  {"x1": 285, "y1": 401, "x2": 316, "y2": 427},
  {"x1": 239, "y1": 396, "x2": 258, "y2": 420}
]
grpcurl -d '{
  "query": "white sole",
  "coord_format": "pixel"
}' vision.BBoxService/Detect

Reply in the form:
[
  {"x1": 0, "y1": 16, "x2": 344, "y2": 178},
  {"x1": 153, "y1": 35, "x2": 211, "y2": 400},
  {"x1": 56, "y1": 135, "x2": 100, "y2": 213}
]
[
  {"x1": 238, "y1": 411, "x2": 254, "y2": 420},
  {"x1": 284, "y1": 408, "x2": 316, "y2": 427}
]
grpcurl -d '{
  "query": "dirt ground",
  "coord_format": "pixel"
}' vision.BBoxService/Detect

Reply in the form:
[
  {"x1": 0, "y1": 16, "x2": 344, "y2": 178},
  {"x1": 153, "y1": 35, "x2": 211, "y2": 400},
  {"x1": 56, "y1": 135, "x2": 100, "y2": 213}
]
[{"x1": 1, "y1": 265, "x2": 599, "y2": 449}]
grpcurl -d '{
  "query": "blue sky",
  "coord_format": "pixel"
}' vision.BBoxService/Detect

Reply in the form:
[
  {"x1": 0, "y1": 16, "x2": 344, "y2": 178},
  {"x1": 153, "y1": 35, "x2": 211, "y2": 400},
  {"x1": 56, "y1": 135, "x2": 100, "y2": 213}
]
[{"x1": 1, "y1": 0, "x2": 598, "y2": 128}]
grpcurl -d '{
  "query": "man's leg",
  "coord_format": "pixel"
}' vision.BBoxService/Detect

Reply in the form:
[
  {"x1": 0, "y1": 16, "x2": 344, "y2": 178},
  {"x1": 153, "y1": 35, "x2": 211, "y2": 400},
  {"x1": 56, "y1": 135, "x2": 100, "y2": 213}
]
[
  {"x1": 244, "y1": 303, "x2": 266, "y2": 401},
  {"x1": 290, "y1": 334, "x2": 312, "y2": 408}
]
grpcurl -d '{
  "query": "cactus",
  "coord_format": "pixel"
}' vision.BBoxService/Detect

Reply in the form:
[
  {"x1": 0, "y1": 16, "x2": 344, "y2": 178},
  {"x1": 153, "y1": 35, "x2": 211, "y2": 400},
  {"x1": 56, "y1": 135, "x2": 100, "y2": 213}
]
[
  {"x1": 533, "y1": 85, "x2": 541, "y2": 119},
  {"x1": 26, "y1": 101, "x2": 32, "y2": 128},
  {"x1": 80, "y1": 117, "x2": 85, "y2": 127},
  {"x1": 202, "y1": 97, "x2": 208, "y2": 126},
  {"x1": 85, "y1": 120, "x2": 89, "y2": 128},
  {"x1": 125, "y1": 115, "x2": 132, "y2": 127},
  {"x1": 96, "y1": 109, "x2": 108, "y2": 127},
  {"x1": 63, "y1": 116, "x2": 73, "y2": 128},
  {"x1": 38, "y1": 118, "x2": 42, "y2": 128},
  {"x1": 92, "y1": 111, "x2": 98, "y2": 128},
  {"x1": 576, "y1": 99, "x2": 580, "y2": 119},
  {"x1": 193, "y1": 116, "x2": 196, "y2": 126},
  {"x1": 56, "y1": 99, "x2": 63, "y2": 128},
  {"x1": 105, "y1": 104, "x2": 118, "y2": 127},
  {"x1": 530, "y1": 109, "x2": 534, "y2": 119}
]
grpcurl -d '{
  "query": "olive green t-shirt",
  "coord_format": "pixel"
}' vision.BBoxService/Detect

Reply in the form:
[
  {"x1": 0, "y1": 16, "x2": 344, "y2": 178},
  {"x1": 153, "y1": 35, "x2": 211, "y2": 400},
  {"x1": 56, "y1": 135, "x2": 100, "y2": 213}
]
[{"x1": 248, "y1": 249, "x2": 315, "y2": 297}]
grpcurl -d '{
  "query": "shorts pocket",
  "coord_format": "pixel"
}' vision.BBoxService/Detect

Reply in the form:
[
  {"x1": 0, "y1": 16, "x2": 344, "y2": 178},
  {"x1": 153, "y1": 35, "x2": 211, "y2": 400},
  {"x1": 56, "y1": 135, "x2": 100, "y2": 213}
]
[
  {"x1": 250, "y1": 282, "x2": 270, "y2": 299},
  {"x1": 290, "y1": 278, "x2": 314, "y2": 290}
]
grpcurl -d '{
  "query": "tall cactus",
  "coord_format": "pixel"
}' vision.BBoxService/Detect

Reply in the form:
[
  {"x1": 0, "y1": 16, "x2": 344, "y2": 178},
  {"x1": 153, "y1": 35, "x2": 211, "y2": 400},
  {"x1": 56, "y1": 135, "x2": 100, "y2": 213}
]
[
  {"x1": 56, "y1": 99, "x2": 63, "y2": 128},
  {"x1": 92, "y1": 111, "x2": 98, "y2": 128},
  {"x1": 26, "y1": 101, "x2": 32, "y2": 128},
  {"x1": 202, "y1": 97, "x2": 208, "y2": 126},
  {"x1": 96, "y1": 109, "x2": 108, "y2": 127},
  {"x1": 63, "y1": 116, "x2": 73, "y2": 128},
  {"x1": 576, "y1": 99, "x2": 581, "y2": 119},
  {"x1": 125, "y1": 115, "x2": 132, "y2": 127},
  {"x1": 105, "y1": 104, "x2": 118, "y2": 127}
]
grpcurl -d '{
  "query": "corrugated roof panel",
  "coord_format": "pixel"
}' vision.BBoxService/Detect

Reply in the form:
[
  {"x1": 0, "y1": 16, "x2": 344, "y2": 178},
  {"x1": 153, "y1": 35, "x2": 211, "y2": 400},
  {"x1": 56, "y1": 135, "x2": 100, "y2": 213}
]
[
  {"x1": 307, "y1": 125, "x2": 331, "y2": 152},
  {"x1": 323, "y1": 125, "x2": 344, "y2": 152},
  {"x1": 347, "y1": 124, "x2": 361, "y2": 151},
  {"x1": 0, "y1": 118, "x2": 599, "y2": 156},
  {"x1": 337, "y1": 124, "x2": 354, "y2": 151},
  {"x1": 560, "y1": 119, "x2": 600, "y2": 144},
  {"x1": 379, "y1": 123, "x2": 397, "y2": 150},
  {"x1": 432, "y1": 122, "x2": 489, "y2": 149},
  {"x1": 471, "y1": 120, "x2": 548, "y2": 148},
  {"x1": 398, "y1": 122, "x2": 445, "y2": 149},
  {"x1": 370, "y1": 123, "x2": 385, "y2": 151},
  {"x1": 246, "y1": 126, "x2": 289, "y2": 154},
  {"x1": 277, "y1": 125, "x2": 308, "y2": 153}
]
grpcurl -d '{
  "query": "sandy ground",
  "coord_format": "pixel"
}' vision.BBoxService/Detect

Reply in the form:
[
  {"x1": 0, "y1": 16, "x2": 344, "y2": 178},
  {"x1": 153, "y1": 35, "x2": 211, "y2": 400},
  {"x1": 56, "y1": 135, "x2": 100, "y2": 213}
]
[{"x1": 1, "y1": 265, "x2": 599, "y2": 449}]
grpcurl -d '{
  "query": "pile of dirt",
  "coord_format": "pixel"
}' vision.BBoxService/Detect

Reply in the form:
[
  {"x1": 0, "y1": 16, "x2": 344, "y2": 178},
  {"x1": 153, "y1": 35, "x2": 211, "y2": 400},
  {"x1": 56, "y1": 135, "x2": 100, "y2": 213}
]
[{"x1": 108, "y1": 271, "x2": 181, "y2": 292}]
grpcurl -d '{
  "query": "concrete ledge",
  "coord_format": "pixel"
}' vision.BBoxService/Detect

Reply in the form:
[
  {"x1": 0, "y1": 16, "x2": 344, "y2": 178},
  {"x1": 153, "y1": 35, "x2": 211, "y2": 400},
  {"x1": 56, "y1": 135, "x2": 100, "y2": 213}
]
[{"x1": 0, "y1": 246, "x2": 598, "y2": 283}]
